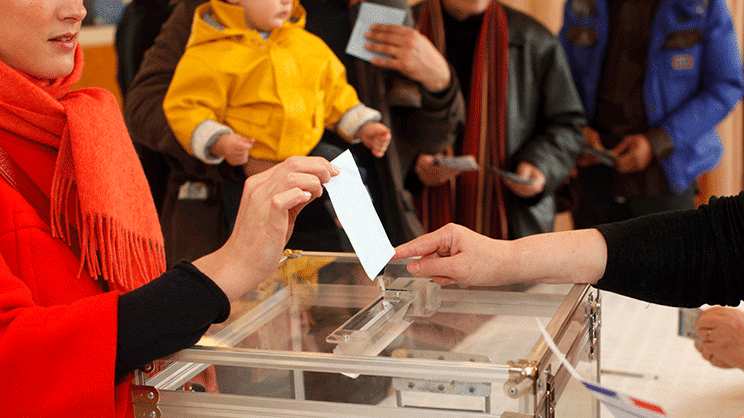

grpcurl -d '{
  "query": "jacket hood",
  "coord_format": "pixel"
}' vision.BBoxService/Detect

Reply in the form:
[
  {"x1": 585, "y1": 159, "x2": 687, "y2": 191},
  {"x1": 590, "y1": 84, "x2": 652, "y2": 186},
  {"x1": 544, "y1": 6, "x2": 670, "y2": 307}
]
[{"x1": 188, "y1": 0, "x2": 306, "y2": 47}]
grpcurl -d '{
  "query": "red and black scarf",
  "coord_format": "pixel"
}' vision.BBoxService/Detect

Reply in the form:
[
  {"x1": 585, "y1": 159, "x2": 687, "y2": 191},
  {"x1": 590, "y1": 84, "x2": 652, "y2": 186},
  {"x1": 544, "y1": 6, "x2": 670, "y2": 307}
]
[
  {"x1": 0, "y1": 46, "x2": 165, "y2": 292},
  {"x1": 417, "y1": 0, "x2": 510, "y2": 238}
]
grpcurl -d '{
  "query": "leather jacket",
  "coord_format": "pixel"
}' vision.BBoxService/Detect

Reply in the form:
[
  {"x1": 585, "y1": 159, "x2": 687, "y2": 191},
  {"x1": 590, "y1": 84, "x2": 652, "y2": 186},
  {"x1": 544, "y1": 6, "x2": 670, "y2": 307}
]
[{"x1": 501, "y1": 6, "x2": 585, "y2": 238}]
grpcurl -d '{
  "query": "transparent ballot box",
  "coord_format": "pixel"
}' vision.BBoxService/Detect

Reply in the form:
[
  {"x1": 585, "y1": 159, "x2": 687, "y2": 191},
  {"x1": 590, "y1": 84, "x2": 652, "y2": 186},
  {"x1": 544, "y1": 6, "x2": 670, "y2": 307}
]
[{"x1": 133, "y1": 251, "x2": 601, "y2": 418}]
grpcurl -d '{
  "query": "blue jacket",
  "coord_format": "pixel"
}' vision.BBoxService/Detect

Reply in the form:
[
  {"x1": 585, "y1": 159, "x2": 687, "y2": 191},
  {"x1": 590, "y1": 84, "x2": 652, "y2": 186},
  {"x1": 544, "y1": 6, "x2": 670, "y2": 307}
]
[{"x1": 559, "y1": 0, "x2": 743, "y2": 193}]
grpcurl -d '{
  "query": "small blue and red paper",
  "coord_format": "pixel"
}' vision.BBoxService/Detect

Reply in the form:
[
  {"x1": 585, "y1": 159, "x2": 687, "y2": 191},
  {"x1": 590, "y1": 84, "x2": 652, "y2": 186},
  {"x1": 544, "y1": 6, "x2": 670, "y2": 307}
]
[
  {"x1": 582, "y1": 381, "x2": 666, "y2": 418},
  {"x1": 536, "y1": 318, "x2": 667, "y2": 418}
]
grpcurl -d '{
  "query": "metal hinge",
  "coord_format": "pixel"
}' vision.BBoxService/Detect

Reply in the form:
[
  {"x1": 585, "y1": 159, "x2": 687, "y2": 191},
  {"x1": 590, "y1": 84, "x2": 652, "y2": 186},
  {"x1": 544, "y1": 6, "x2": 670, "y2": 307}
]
[
  {"x1": 585, "y1": 291, "x2": 601, "y2": 361},
  {"x1": 534, "y1": 369, "x2": 555, "y2": 418},
  {"x1": 131, "y1": 385, "x2": 161, "y2": 418},
  {"x1": 504, "y1": 359, "x2": 538, "y2": 399}
]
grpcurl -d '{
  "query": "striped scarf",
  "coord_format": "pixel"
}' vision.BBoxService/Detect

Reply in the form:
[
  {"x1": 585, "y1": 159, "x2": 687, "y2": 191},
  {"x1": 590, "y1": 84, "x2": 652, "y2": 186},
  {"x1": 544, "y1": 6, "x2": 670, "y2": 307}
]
[{"x1": 417, "y1": 0, "x2": 510, "y2": 238}]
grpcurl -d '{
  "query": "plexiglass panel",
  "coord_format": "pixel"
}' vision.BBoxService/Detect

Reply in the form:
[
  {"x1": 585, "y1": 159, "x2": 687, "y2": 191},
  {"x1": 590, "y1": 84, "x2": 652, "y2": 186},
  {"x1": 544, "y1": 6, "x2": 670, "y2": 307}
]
[{"x1": 138, "y1": 251, "x2": 599, "y2": 418}]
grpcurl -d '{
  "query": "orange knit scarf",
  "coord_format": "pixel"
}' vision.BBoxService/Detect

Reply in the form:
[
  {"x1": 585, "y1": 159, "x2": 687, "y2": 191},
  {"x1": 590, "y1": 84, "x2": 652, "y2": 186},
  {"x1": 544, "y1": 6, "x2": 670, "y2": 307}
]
[
  {"x1": 417, "y1": 0, "x2": 510, "y2": 239},
  {"x1": 0, "y1": 47, "x2": 165, "y2": 292}
]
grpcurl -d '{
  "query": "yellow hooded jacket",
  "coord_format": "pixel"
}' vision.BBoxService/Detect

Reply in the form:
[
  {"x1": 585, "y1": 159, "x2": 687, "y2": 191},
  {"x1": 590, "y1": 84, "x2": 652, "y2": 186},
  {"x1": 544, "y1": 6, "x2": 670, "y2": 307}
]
[{"x1": 164, "y1": 0, "x2": 378, "y2": 163}]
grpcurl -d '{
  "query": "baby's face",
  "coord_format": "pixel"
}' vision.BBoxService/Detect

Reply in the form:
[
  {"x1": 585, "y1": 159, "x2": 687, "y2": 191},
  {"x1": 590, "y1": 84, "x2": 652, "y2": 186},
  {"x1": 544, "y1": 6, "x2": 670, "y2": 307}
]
[{"x1": 231, "y1": 0, "x2": 294, "y2": 32}]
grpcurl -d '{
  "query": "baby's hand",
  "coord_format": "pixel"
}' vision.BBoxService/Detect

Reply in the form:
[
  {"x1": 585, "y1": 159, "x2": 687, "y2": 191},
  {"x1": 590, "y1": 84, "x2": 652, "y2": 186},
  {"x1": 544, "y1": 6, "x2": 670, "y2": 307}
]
[
  {"x1": 358, "y1": 122, "x2": 391, "y2": 158},
  {"x1": 211, "y1": 133, "x2": 255, "y2": 166}
]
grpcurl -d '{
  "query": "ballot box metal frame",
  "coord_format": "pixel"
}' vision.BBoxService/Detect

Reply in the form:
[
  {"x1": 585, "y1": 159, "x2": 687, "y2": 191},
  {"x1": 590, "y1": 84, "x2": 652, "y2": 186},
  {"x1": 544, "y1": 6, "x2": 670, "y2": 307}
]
[{"x1": 132, "y1": 251, "x2": 601, "y2": 418}]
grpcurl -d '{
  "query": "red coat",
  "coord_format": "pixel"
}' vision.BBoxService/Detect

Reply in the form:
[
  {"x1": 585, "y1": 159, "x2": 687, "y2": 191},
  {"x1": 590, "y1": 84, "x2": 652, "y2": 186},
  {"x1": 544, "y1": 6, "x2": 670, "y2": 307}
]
[{"x1": 0, "y1": 132, "x2": 133, "y2": 417}]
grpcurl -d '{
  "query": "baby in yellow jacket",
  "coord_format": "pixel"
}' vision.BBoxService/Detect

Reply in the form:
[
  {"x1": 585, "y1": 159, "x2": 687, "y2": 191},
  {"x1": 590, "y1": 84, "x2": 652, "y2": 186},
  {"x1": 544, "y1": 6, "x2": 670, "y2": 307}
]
[{"x1": 164, "y1": 0, "x2": 391, "y2": 170}]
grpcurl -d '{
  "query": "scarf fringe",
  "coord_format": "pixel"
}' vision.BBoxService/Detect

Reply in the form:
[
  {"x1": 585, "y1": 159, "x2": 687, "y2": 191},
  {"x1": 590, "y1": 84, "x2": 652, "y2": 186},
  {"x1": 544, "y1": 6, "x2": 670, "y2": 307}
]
[
  {"x1": 79, "y1": 213, "x2": 165, "y2": 291},
  {"x1": 51, "y1": 176, "x2": 165, "y2": 292}
]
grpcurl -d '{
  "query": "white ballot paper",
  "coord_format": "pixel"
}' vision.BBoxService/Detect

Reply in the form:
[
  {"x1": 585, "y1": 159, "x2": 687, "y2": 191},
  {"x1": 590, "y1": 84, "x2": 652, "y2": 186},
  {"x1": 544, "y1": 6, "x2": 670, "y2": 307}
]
[
  {"x1": 324, "y1": 150, "x2": 395, "y2": 279},
  {"x1": 535, "y1": 318, "x2": 667, "y2": 418},
  {"x1": 345, "y1": 2, "x2": 407, "y2": 62}
]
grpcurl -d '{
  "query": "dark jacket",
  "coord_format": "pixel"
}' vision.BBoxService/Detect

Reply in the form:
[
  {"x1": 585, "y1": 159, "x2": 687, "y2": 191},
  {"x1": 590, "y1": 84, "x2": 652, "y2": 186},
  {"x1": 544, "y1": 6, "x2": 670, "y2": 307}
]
[
  {"x1": 559, "y1": 0, "x2": 744, "y2": 194},
  {"x1": 502, "y1": 6, "x2": 585, "y2": 238},
  {"x1": 124, "y1": 0, "x2": 465, "y2": 266}
]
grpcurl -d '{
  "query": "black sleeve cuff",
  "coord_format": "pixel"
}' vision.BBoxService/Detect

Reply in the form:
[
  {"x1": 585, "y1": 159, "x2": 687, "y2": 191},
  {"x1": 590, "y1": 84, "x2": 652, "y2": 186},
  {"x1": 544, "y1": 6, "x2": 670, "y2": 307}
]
[{"x1": 115, "y1": 260, "x2": 231, "y2": 383}]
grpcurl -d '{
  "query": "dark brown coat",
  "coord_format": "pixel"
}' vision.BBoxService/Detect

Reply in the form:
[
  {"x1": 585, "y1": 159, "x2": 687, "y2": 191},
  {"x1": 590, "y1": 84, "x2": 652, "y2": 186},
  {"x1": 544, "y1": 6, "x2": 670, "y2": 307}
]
[{"x1": 124, "y1": 0, "x2": 465, "y2": 266}]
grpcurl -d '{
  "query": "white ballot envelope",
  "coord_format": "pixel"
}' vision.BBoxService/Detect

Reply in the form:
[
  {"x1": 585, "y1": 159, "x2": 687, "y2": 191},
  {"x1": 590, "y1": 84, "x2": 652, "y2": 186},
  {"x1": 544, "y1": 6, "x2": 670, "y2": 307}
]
[
  {"x1": 345, "y1": 2, "x2": 407, "y2": 62},
  {"x1": 323, "y1": 150, "x2": 395, "y2": 280}
]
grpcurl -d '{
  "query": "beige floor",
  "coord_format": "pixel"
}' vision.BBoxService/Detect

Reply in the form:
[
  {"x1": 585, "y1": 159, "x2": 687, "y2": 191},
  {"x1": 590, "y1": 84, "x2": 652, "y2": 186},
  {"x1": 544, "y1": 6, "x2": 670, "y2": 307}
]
[{"x1": 599, "y1": 291, "x2": 744, "y2": 418}]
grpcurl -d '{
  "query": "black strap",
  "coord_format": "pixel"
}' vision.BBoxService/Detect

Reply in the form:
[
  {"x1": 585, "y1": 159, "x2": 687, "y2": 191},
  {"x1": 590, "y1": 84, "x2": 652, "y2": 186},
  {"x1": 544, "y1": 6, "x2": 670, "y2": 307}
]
[{"x1": 0, "y1": 144, "x2": 51, "y2": 224}]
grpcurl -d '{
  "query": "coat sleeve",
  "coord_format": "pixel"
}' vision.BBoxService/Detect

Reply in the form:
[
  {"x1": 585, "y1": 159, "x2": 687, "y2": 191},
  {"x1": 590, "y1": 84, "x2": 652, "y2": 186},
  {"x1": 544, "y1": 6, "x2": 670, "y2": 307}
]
[
  {"x1": 515, "y1": 31, "x2": 585, "y2": 195},
  {"x1": 321, "y1": 49, "x2": 364, "y2": 132},
  {"x1": 124, "y1": 0, "x2": 243, "y2": 184},
  {"x1": 656, "y1": 0, "x2": 744, "y2": 150},
  {"x1": 596, "y1": 192, "x2": 744, "y2": 307},
  {"x1": 0, "y1": 257, "x2": 122, "y2": 417},
  {"x1": 386, "y1": 62, "x2": 466, "y2": 176},
  {"x1": 163, "y1": 50, "x2": 231, "y2": 157}
]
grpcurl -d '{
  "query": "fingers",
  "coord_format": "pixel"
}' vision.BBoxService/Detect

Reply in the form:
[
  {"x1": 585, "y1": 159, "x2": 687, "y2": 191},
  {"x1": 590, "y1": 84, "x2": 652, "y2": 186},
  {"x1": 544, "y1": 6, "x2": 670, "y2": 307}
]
[
  {"x1": 373, "y1": 133, "x2": 391, "y2": 157},
  {"x1": 583, "y1": 126, "x2": 602, "y2": 147},
  {"x1": 393, "y1": 228, "x2": 452, "y2": 261},
  {"x1": 612, "y1": 134, "x2": 653, "y2": 173},
  {"x1": 266, "y1": 155, "x2": 340, "y2": 185},
  {"x1": 271, "y1": 188, "x2": 313, "y2": 212},
  {"x1": 365, "y1": 25, "x2": 410, "y2": 68},
  {"x1": 269, "y1": 188, "x2": 313, "y2": 241},
  {"x1": 362, "y1": 124, "x2": 391, "y2": 157},
  {"x1": 502, "y1": 163, "x2": 545, "y2": 197},
  {"x1": 407, "y1": 254, "x2": 462, "y2": 279},
  {"x1": 366, "y1": 23, "x2": 413, "y2": 48},
  {"x1": 417, "y1": 154, "x2": 436, "y2": 167},
  {"x1": 237, "y1": 135, "x2": 255, "y2": 148}
]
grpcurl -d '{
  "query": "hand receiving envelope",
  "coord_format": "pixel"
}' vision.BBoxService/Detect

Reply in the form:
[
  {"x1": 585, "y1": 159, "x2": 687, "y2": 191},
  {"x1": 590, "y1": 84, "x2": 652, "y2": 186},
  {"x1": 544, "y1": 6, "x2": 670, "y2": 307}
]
[{"x1": 323, "y1": 150, "x2": 395, "y2": 280}]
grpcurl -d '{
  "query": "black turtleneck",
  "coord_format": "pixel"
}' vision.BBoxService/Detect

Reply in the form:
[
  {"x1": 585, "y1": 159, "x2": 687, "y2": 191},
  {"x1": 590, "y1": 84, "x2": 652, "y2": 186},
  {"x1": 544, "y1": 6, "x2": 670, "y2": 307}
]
[{"x1": 443, "y1": 11, "x2": 484, "y2": 104}]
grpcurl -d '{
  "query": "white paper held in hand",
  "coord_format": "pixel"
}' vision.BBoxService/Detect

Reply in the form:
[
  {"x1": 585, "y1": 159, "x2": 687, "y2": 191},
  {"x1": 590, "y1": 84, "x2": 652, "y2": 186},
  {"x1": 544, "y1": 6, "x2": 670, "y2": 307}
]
[
  {"x1": 345, "y1": 2, "x2": 407, "y2": 62},
  {"x1": 323, "y1": 150, "x2": 395, "y2": 280}
]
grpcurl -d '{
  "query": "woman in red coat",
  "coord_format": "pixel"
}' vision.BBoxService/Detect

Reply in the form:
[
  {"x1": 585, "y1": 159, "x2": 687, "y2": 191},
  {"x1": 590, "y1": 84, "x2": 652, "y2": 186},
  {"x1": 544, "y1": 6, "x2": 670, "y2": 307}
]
[{"x1": 0, "y1": 1, "x2": 338, "y2": 416}]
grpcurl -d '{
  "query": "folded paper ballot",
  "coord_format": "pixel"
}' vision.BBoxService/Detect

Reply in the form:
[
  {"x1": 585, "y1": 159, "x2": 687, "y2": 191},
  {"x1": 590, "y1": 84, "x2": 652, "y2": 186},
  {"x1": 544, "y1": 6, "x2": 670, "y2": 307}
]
[
  {"x1": 323, "y1": 150, "x2": 395, "y2": 280},
  {"x1": 345, "y1": 2, "x2": 407, "y2": 62}
]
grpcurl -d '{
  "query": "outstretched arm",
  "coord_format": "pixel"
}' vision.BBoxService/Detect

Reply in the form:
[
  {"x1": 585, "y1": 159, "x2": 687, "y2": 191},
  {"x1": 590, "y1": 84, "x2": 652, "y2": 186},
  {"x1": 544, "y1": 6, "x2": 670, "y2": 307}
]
[
  {"x1": 393, "y1": 223, "x2": 607, "y2": 287},
  {"x1": 395, "y1": 193, "x2": 744, "y2": 308}
]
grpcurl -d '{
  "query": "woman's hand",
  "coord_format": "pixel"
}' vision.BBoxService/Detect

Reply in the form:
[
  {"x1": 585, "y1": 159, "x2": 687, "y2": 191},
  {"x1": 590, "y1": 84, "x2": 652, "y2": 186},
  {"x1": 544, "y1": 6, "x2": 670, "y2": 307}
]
[
  {"x1": 193, "y1": 156, "x2": 339, "y2": 301},
  {"x1": 393, "y1": 223, "x2": 506, "y2": 286},
  {"x1": 365, "y1": 24, "x2": 451, "y2": 92}
]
